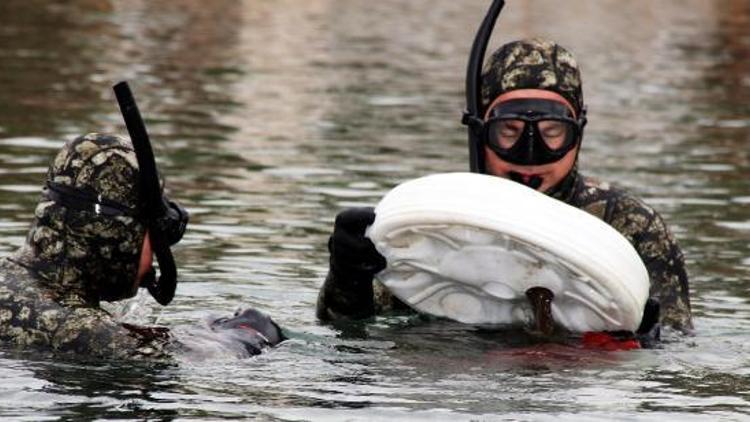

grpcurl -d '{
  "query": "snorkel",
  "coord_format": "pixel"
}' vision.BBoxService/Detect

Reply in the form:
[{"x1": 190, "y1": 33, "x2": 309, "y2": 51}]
[
  {"x1": 461, "y1": 0, "x2": 505, "y2": 174},
  {"x1": 113, "y1": 81, "x2": 188, "y2": 306}
]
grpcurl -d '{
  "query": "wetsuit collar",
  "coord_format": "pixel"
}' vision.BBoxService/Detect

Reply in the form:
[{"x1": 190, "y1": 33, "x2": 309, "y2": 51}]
[{"x1": 546, "y1": 164, "x2": 581, "y2": 204}]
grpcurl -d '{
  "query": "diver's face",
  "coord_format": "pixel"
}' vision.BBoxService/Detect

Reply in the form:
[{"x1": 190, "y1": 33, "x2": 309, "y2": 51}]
[{"x1": 484, "y1": 89, "x2": 579, "y2": 193}]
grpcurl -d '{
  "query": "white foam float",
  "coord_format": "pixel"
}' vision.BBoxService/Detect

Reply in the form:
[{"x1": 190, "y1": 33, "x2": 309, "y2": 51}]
[{"x1": 366, "y1": 172, "x2": 649, "y2": 333}]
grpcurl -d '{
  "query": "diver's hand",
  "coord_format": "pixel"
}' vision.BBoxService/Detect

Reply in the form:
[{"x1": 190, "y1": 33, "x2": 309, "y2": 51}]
[
  {"x1": 328, "y1": 207, "x2": 386, "y2": 282},
  {"x1": 636, "y1": 298, "x2": 661, "y2": 347},
  {"x1": 317, "y1": 207, "x2": 386, "y2": 321}
]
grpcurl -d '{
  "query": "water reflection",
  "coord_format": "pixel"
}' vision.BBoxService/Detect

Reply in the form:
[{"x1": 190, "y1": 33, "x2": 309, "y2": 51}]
[
  {"x1": 0, "y1": 0, "x2": 750, "y2": 419},
  {"x1": 0, "y1": 352, "x2": 181, "y2": 420}
]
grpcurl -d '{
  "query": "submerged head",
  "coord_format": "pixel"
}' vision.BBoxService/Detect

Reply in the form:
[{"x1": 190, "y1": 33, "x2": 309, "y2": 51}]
[{"x1": 480, "y1": 38, "x2": 586, "y2": 192}]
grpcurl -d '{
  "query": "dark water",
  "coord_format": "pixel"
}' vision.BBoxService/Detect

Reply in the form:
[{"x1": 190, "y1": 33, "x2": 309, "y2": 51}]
[{"x1": 0, "y1": 0, "x2": 749, "y2": 420}]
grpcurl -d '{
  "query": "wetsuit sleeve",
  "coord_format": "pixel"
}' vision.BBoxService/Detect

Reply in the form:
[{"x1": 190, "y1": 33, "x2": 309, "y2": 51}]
[
  {"x1": 316, "y1": 272, "x2": 414, "y2": 321},
  {"x1": 634, "y1": 213, "x2": 693, "y2": 333},
  {"x1": 606, "y1": 194, "x2": 693, "y2": 333},
  {"x1": 50, "y1": 307, "x2": 173, "y2": 360}
]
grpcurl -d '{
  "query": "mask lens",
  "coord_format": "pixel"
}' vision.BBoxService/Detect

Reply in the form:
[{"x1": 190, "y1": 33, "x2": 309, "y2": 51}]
[
  {"x1": 487, "y1": 118, "x2": 576, "y2": 152},
  {"x1": 537, "y1": 119, "x2": 575, "y2": 150},
  {"x1": 488, "y1": 119, "x2": 525, "y2": 149},
  {"x1": 483, "y1": 98, "x2": 582, "y2": 166}
]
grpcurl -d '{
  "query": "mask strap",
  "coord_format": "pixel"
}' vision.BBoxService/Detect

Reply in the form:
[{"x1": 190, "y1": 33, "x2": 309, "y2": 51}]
[{"x1": 45, "y1": 182, "x2": 140, "y2": 217}]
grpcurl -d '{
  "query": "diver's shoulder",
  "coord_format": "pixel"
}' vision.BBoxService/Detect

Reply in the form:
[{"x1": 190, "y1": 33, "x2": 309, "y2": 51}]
[
  {"x1": 579, "y1": 174, "x2": 633, "y2": 198},
  {"x1": 578, "y1": 175, "x2": 659, "y2": 216}
]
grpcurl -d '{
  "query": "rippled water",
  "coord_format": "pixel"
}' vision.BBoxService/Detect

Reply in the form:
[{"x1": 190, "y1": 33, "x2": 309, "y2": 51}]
[{"x1": 1, "y1": 0, "x2": 749, "y2": 420}]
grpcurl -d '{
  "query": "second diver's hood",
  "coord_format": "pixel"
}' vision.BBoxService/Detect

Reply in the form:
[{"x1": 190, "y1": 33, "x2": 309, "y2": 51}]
[
  {"x1": 13, "y1": 133, "x2": 149, "y2": 306},
  {"x1": 14, "y1": 83, "x2": 189, "y2": 307}
]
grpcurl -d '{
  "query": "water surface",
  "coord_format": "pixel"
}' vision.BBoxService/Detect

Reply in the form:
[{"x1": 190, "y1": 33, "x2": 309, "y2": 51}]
[{"x1": 0, "y1": 0, "x2": 749, "y2": 420}]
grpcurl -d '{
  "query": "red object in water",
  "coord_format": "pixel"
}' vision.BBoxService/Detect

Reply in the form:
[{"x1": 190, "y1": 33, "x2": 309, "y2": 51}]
[{"x1": 582, "y1": 332, "x2": 640, "y2": 351}]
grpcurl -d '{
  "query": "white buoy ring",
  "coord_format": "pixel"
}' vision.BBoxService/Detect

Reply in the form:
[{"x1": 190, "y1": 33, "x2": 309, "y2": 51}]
[{"x1": 366, "y1": 173, "x2": 649, "y2": 333}]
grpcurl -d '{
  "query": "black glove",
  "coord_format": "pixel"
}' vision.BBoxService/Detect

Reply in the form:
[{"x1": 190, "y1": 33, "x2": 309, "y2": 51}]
[
  {"x1": 636, "y1": 298, "x2": 661, "y2": 348},
  {"x1": 328, "y1": 207, "x2": 387, "y2": 284}
]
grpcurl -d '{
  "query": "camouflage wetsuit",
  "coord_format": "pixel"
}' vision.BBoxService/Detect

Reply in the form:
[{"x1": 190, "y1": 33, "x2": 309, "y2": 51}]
[
  {"x1": 553, "y1": 170, "x2": 692, "y2": 332},
  {"x1": 317, "y1": 38, "x2": 693, "y2": 334},
  {"x1": 0, "y1": 134, "x2": 174, "y2": 359}
]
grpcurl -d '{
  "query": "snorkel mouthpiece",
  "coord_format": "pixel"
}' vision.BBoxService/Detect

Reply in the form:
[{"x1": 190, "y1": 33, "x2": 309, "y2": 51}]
[
  {"x1": 509, "y1": 172, "x2": 543, "y2": 190},
  {"x1": 113, "y1": 81, "x2": 189, "y2": 306}
]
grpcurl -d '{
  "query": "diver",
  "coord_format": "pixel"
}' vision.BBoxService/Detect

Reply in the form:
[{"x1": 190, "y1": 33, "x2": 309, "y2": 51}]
[
  {"x1": 316, "y1": 4, "x2": 692, "y2": 345},
  {"x1": 0, "y1": 83, "x2": 283, "y2": 360}
]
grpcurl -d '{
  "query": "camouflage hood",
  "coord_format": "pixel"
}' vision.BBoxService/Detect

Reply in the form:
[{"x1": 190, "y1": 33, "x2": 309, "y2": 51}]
[
  {"x1": 12, "y1": 133, "x2": 146, "y2": 307},
  {"x1": 481, "y1": 38, "x2": 584, "y2": 116}
]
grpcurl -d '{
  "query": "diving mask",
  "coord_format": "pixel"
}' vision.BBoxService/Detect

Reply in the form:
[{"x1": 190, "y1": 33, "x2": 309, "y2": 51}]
[{"x1": 484, "y1": 98, "x2": 586, "y2": 166}]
